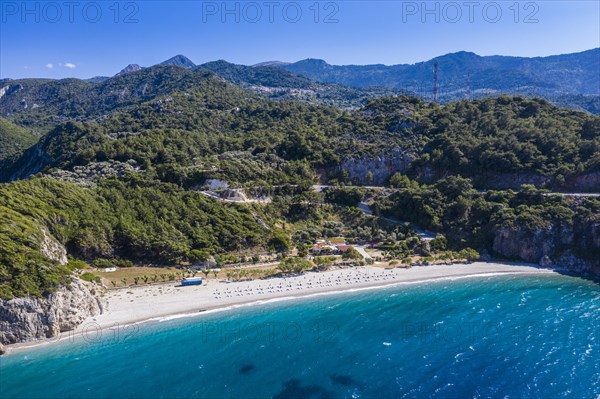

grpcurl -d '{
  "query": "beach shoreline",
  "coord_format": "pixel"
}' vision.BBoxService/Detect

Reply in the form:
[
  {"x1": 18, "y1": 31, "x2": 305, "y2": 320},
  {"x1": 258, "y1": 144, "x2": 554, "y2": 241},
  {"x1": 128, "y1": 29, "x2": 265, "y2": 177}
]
[{"x1": 4, "y1": 262, "x2": 560, "y2": 354}]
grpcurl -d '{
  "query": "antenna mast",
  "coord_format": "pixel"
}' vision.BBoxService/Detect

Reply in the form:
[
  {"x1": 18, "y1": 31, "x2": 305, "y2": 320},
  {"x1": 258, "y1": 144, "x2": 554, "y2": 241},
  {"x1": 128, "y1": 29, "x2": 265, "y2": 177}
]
[
  {"x1": 433, "y1": 62, "x2": 438, "y2": 104},
  {"x1": 466, "y1": 72, "x2": 471, "y2": 100}
]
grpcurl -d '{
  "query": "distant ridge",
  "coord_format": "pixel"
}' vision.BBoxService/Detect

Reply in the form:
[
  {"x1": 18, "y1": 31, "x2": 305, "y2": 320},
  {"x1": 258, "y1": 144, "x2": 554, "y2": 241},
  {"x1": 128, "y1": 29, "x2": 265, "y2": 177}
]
[
  {"x1": 278, "y1": 48, "x2": 600, "y2": 97},
  {"x1": 3, "y1": 50, "x2": 598, "y2": 116}
]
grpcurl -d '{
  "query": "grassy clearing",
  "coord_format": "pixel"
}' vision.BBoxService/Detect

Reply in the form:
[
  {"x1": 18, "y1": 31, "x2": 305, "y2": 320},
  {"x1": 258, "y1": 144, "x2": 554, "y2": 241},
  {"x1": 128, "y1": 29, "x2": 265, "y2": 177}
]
[
  {"x1": 89, "y1": 263, "x2": 283, "y2": 288},
  {"x1": 92, "y1": 266, "x2": 180, "y2": 287}
]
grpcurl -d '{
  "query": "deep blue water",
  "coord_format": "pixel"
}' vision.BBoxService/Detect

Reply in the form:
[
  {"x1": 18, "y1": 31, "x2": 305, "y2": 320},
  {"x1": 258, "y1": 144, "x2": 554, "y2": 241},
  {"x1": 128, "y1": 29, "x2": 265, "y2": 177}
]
[{"x1": 1, "y1": 274, "x2": 599, "y2": 399}]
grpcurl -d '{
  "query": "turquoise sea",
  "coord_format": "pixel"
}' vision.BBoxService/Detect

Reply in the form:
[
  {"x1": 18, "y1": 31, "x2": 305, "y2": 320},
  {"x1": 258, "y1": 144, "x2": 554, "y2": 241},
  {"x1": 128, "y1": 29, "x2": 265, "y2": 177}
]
[{"x1": 1, "y1": 274, "x2": 599, "y2": 399}]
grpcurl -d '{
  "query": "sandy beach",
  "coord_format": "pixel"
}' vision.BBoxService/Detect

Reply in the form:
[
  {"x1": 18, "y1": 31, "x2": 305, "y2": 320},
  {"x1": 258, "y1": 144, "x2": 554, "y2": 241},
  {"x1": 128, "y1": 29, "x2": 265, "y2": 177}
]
[
  {"x1": 84, "y1": 262, "x2": 557, "y2": 329},
  {"x1": 7, "y1": 262, "x2": 559, "y2": 352}
]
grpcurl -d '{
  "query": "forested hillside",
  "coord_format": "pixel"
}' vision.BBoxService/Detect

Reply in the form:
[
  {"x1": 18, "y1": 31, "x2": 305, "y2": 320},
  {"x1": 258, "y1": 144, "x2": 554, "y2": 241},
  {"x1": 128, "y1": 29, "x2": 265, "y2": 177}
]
[
  {"x1": 0, "y1": 67, "x2": 258, "y2": 130},
  {"x1": 0, "y1": 177, "x2": 273, "y2": 299},
  {"x1": 376, "y1": 176, "x2": 600, "y2": 272},
  {"x1": 408, "y1": 97, "x2": 600, "y2": 190},
  {"x1": 3, "y1": 69, "x2": 597, "y2": 191},
  {"x1": 0, "y1": 72, "x2": 421, "y2": 183},
  {"x1": 197, "y1": 60, "x2": 405, "y2": 108},
  {"x1": 1, "y1": 63, "x2": 599, "y2": 299},
  {"x1": 0, "y1": 117, "x2": 38, "y2": 161}
]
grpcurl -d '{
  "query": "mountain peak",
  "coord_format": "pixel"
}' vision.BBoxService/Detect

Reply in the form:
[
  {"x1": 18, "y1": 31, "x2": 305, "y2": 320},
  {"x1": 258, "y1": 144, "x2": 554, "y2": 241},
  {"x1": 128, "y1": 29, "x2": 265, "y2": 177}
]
[
  {"x1": 252, "y1": 61, "x2": 291, "y2": 68},
  {"x1": 115, "y1": 64, "x2": 143, "y2": 76},
  {"x1": 296, "y1": 58, "x2": 329, "y2": 66},
  {"x1": 433, "y1": 51, "x2": 481, "y2": 62},
  {"x1": 159, "y1": 55, "x2": 196, "y2": 69}
]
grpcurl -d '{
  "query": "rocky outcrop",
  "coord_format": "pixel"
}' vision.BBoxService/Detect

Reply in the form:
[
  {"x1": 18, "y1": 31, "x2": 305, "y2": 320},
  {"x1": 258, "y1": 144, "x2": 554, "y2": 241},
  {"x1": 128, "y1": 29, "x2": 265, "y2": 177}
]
[
  {"x1": 116, "y1": 64, "x2": 143, "y2": 76},
  {"x1": 492, "y1": 224, "x2": 600, "y2": 276},
  {"x1": 563, "y1": 172, "x2": 600, "y2": 192},
  {"x1": 0, "y1": 278, "x2": 106, "y2": 346},
  {"x1": 477, "y1": 173, "x2": 553, "y2": 190},
  {"x1": 4, "y1": 143, "x2": 51, "y2": 181},
  {"x1": 493, "y1": 226, "x2": 556, "y2": 263},
  {"x1": 39, "y1": 227, "x2": 68, "y2": 265},
  {"x1": 336, "y1": 149, "x2": 414, "y2": 185},
  {"x1": 0, "y1": 85, "x2": 9, "y2": 100}
]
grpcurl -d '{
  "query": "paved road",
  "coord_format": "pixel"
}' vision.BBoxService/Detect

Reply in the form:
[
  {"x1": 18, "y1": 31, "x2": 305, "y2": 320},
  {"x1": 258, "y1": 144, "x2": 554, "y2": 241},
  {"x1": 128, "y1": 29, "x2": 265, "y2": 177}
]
[
  {"x1": 546, "y1": 192, "x2": 600, "y2": 197},
  {"x1": 315, "y1": 184, "x2": 599, "y2": 197},
  {"x1": 357, "y1": 202, "x2": 373, "y2": 215},
  {"x1": 312, "y1": 185, "x2": 390, "y2": 192},
  {"x1": 354, "y1": 245, "x2": 373, "y2": 259},
  {"x1": 202, "y1": 185, "x2": 599, "y2": 206},
  {"x1": 199, "y1": 191, "x2": 270, "y2": 203}
]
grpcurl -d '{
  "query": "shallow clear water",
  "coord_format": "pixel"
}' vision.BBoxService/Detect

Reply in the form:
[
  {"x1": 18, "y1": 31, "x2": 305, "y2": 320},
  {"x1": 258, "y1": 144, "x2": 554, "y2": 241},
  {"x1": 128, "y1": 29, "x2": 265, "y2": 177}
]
[{"x1": 1, "y1": 274, "x2": 599, "y2": 399}]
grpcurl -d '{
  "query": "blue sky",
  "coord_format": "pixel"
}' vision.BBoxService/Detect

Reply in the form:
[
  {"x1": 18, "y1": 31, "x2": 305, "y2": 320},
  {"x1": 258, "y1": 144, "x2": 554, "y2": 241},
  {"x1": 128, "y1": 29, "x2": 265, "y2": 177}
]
[{"x1": 1, "y1": 1, "x2": 599, "y2": 79}]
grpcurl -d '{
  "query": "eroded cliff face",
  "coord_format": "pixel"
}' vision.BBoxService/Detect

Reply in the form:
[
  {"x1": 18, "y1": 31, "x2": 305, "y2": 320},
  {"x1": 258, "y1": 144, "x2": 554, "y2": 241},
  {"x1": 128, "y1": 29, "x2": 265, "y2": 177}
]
[
  {"x1": 563, "y1": 172, "x2": 600, "y2": 192},
  {"x1": 0, "y1": 278, "x2": 106, "y2": 346},
  {"x1": 336, "y1": 150, "x2": 414, "y2": 185},
  {"x1": 492, "y1": 223, "x2": 600, "y2": 276},
  {"x1": 39, "y1": 227, "x2": 68, "y2": 266}
]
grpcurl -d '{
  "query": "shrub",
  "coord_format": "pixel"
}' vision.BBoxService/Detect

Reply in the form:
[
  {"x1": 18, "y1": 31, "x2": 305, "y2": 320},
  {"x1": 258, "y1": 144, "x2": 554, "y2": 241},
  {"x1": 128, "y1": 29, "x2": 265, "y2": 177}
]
[
  {"x1": 278, "y1": 257, "x2": 313, "y2": 275},
  {"x1": 342, "y1": 247, "x2": 363, "y2": 260},
  {"x1": 459, "y1": 248, "x2": 480, "y2": 262},
  {"x1": 80, "y1": 272, "x2": 101, "y2": 284},
  {"x1": 67, "y1": 259, "x2": 87, "y2": 270}
]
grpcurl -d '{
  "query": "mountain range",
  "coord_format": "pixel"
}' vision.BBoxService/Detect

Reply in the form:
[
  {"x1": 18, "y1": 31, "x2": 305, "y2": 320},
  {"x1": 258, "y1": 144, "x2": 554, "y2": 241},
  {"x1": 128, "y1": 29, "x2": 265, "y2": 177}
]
[
  {"x1": 279, "y1": 49, "x2": 600, "y2": 98},
  {"x1": 2, "y1": 49, "x2": 598, "y2": 116},
  {"x1": 0, "y1": 59, "x2": 405, "y2": 131}
]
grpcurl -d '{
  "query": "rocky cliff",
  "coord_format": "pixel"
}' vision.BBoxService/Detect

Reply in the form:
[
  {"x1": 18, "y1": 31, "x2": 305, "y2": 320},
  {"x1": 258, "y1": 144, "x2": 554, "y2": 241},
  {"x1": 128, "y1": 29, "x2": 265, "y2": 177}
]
[
  {"x1": 0, "y1": 278, "x2": 106, "y2": 347},
  {"x1": 336, "y1": 150, "x2": 414, "y2": 185},
  {"x1": 563, "y1": 172, "x2": 600, "y2": 192},
  {"x1": 492, "y1": 223, "x2": 600, "y2": 276}
]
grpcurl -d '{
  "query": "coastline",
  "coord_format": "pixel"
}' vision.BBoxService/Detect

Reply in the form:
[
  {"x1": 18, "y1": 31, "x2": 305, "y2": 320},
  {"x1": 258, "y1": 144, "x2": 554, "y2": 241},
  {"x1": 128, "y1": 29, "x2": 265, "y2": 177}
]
[{"x1": 5, "y1": 262, "x2": 560, "y2": 354}]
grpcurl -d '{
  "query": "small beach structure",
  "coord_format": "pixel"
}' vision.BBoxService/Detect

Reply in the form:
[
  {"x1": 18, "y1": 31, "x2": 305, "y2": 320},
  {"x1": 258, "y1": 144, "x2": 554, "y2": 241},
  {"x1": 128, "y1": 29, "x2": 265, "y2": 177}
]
[
  {"x1": 310, "y1": 239, "x2": 354, "y2": 255},
  {"x1": 181, "y1": 277, "x2": 203, "y2": 286}
]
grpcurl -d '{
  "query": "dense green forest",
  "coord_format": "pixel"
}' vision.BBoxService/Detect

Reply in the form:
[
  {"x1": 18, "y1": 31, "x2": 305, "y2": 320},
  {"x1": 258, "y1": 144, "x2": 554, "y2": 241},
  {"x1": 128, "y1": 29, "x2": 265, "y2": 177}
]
[
  {"x1": 1, "y1": 82, "x2": 421, "y2": 184},
  {"x1": 4, "y1": 75, "x2": 598, "y2": 191},
  {"x1": 376, "y1": 176, "x2": 600, "y2": 266},
  {"x1": 0, "y1": 177, "x2": 273, "y2": 298},
  {"x1": 411, "y1": 97, "x2": 600, "y2": 184},
  {"x1": 0, "y1": 117, "x2": 38, "y2": 161},
  {"x1": 0, "y1": 175, "x2": 417, "y2": 299}
]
